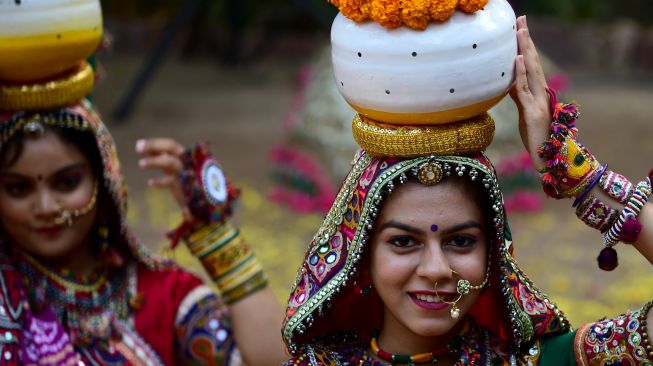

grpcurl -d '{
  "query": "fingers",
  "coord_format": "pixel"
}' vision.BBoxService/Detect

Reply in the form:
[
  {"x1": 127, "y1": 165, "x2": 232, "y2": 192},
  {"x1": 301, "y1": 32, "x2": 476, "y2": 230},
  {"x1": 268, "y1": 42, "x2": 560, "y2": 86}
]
[
  {"x1": 510, "y1": 55, "x2": 533, "y2": 106},
  {"x1": 147, "y1": 175, "x2": 177, "y2": 188},
  {"x1": 515, "y1": 16, "x2": 547, "y2": 98},
  {"x1": 135, "y1": 138, "x2": 185, "y2": 157},
  {"x1": 139, "y1": 153, "x2": 183, "y2": 173}
]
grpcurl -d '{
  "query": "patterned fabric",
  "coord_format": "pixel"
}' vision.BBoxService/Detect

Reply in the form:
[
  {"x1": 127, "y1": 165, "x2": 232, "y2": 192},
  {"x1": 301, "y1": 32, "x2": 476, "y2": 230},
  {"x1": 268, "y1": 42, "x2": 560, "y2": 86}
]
[
  {"x1": 283, "y1": 151, "x2": 571, "y2": 360},
  {"x1": 574, "y1": 305, "x2": 653, "y2": 366},
  {"x1": 175, "y1": 286, "x2": 241, "y2": 365}
]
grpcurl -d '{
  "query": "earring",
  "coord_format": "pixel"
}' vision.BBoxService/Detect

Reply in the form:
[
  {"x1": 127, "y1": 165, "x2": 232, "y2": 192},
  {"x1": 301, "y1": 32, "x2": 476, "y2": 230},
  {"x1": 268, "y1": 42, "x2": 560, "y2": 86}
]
[{"x1": 99, "y1": 223, "x2": 124, "y2": 268}]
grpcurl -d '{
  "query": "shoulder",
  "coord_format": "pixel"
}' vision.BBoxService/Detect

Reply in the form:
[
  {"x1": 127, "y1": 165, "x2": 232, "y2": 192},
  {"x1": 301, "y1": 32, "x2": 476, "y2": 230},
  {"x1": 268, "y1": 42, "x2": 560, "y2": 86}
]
[
  {"x1": 283, "y1": 345, "x2": 347, "y2": 366},
  {"x1": 574, "y1": 306, "x2": 652, "y2": 366}
]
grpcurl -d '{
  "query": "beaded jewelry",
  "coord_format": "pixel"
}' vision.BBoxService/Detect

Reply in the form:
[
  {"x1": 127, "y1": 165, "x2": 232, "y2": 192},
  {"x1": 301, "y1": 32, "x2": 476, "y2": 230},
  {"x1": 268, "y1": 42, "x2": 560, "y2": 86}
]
[
  {"x1": 598, "y1": 177, "x2": 652, "y2": 271},
  {"x1": 575, "y1": 195, "x2": 619, "y2": 233},
  {"x1": 640, "y1": 300, "x2": 653, "y2": 359},
  {"x1": 370, "y1": 329, "x2": 449, "y2": 364},
  {"x1": 599, "y1": 170, "x2": 635, "y2": 205}
]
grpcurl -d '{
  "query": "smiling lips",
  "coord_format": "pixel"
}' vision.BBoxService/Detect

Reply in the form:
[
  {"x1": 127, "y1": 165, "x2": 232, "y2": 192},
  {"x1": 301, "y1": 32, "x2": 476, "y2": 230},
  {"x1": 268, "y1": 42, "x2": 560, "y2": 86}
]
[
  {"x1": 35, "y1": 225, "x2": 63, "y2": 237},
  {"x1": 409, "y1": 291, "x2": 456, "y2": 311}
]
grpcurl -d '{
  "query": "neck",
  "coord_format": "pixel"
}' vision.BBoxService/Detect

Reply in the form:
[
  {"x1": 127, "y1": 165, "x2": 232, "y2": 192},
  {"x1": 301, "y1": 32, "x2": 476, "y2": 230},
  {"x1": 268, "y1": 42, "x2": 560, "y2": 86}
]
[
  {"x1": 27, "y1": 243, "x2": 100, "y2": 280},
  {"x1": 377, "y1": 311, "x2": 466, "y2": 358}
]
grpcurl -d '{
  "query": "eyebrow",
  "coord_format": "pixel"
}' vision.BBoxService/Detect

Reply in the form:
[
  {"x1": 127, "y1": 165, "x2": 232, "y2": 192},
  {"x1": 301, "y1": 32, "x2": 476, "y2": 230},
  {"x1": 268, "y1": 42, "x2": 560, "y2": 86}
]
[
  {"x1": 378, "y1": 220, "x2": 425, "y2": 235},
  {"x1": 440, "y1": 220, "x2": 484, "y2": 236},
  {"x1": 0, "y1": 162, "x2": 86, "y2": 181},
  {"x1": 378, "y1": 219, "x2": 483, "y2": 236}
]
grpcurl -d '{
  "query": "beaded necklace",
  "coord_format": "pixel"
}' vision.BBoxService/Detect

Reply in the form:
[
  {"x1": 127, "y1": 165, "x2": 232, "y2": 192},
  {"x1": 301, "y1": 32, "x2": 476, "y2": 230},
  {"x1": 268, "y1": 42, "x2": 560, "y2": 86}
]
[
  {"x1": 360, "y1": 324, "x2": 496, "y2": 366},
  {"x1": 17, "y1": 251, "x2": 132, "y2": 348},
  {"x1": 370, "y1": 329, "x2": 449, "y2": 364}
]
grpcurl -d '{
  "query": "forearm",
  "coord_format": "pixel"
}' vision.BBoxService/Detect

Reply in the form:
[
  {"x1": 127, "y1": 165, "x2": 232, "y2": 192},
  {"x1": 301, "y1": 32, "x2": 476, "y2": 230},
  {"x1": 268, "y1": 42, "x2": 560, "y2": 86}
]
[
  {"x1": 187, "y1": 222, "x2": 288, "y2": 365},
  {"x1": 230, "y1": 287, "x2": 288, "y2": 365},
  {"x1": 633, "y1": 204, "x2": 653, "y2": 264}
]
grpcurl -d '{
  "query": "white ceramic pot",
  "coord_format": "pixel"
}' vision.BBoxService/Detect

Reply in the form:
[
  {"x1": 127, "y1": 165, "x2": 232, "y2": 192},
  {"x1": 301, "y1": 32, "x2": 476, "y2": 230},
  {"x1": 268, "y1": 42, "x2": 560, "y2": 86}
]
[
  {"x1": 331, "y1": 0, "x2": 517, "y2": 125},
  {"x1": 0, "y1": 0, "x2": 103, "y2": 82}
]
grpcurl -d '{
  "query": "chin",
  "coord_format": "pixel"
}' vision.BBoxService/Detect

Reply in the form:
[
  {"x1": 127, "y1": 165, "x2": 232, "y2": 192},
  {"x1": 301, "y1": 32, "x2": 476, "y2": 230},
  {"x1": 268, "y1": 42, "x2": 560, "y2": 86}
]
[{"x1": 408, "y1": 316, "x2": 460, "y2": 337}]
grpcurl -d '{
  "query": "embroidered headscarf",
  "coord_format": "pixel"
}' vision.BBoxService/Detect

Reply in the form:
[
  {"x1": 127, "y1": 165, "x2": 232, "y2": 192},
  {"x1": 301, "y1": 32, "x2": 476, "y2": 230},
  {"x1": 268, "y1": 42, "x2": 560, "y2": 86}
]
[{"x1": 283, "y1": 150, "x2": 570, "y2": 354}]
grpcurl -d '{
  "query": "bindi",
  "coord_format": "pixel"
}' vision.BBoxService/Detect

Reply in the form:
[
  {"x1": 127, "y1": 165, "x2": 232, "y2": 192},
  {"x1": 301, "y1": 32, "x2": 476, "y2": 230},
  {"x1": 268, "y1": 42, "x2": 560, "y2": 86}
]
[
  {"x1": 430, "y1": 224, "x2": 439, "y2": 232},
  {"x1": 36, "y1": 175, "x2": 43, "y2": 181}
]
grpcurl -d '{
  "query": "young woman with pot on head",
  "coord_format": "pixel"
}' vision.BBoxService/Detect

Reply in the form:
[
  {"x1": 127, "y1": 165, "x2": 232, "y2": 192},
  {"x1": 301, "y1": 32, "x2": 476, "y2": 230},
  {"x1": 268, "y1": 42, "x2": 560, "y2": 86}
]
[
  {"x1": 280, "y1": 1, "x2": 653, "y2": 364},
  {"x1": 0, "y1": 1, "x2": 286, "y2": 364}
]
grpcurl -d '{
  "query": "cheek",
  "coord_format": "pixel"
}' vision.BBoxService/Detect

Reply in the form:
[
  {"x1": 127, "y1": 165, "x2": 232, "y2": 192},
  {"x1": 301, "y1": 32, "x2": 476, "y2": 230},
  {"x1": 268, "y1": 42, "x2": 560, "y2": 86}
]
[
  {"x1": 0, "y1": 196, "x2": 30, "y2": 225},
  {"x1": 449, "y1": 246, "x2": 488, "y2": 283},
  {"x1": 370, "y1": 244, "x2": 415, "y2": 290},
  {"x1": 62, "y1": 181, "x2": 95, "y2": 208}
]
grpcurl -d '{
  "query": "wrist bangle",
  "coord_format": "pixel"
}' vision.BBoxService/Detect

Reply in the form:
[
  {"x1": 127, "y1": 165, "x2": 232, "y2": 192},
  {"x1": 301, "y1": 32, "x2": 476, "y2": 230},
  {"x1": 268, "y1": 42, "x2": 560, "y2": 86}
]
[
  {"x1": 599, "y1": 170, "x2": 634, "y2": 205},
  {"x1": 598, "y1": 176, "x2": 652, "y2": 271},
  {"x1": 575, "y1": 195, "x2": 619, "y2": 233},
  {"x1": 573, "y1": 164, "x2": 608, "y2": 208},
  {"x1": 190, "y1": 222, "x2": 268, "y2": 303}
]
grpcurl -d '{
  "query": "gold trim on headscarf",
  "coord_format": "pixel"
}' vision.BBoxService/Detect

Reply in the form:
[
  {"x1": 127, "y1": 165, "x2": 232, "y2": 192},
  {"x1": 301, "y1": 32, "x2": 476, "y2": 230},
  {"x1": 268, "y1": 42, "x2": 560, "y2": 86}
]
[
  {"x1": 0, "y1": 61, "x2": 94, "y2": 111},
  {"x1": 352, "y1": 113, "x2": 495, "y2": 158}
]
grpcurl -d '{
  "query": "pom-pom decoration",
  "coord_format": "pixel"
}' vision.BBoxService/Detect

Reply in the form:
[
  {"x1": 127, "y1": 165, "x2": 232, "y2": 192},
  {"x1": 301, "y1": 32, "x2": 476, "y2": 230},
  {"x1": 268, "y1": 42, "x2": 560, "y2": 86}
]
[
  {"x1": 620, "y1": 217, "x2": 642, "y2": 244},
  {"x1": 597, "y1": 246, "x2": 619, "y2": 271}
]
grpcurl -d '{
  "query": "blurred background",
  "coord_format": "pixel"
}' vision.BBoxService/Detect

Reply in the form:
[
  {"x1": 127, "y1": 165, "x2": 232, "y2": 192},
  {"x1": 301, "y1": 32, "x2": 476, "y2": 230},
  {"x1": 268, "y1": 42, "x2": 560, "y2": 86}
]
[{"x1": 94, "y1": 0, "x2": 653, "y2": 326}]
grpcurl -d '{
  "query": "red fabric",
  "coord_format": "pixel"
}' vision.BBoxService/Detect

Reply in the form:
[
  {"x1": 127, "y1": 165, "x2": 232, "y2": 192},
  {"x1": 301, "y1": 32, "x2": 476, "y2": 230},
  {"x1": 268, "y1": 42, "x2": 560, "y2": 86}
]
[{"x1": 134, "y1": 263, "x2": 203, "y2": 365}]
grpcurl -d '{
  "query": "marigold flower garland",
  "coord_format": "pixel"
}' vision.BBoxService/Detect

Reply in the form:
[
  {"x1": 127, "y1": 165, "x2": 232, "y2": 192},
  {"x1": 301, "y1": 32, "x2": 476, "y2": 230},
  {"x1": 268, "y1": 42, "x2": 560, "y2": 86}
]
[{"x1": 329, "y1": 0, "x2": 488, "y2": 30}]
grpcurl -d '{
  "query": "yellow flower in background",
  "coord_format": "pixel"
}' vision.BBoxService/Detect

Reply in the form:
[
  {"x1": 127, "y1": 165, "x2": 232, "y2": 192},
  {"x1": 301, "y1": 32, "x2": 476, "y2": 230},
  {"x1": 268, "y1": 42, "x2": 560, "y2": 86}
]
[
  {"x1": 400, "y1": 0, "x2": 431, "y2": 30},
  {"x1": 458, "y1": 0, "x2": 488, "y2": 13},
  {"x1": 370, "y1": 0, "x2": 404, "y2": 29}
]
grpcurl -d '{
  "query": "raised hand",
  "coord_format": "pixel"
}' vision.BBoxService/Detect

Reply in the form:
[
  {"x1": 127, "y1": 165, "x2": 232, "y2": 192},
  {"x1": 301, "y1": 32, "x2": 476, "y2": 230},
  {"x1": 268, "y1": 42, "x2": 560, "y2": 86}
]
[{"x1": 509, "y1": 15, "x2": 551, "y2": 172}]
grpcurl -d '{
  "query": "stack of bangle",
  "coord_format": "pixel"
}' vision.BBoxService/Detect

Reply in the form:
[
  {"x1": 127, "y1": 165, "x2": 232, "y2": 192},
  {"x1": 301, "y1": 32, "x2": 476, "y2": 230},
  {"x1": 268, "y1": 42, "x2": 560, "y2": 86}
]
[
  {"x1": 596, "y1": 176, "x2": 652, "y2": 271},
  {"x1": 187, "y1": 222, "x2": 268, "y2": 304},
  {"x1": 600, "y1": 170, "x2": 635, "y2": 204},
  {"x1": 575, "y1": 195, "x2": 619, "y2": 233}
]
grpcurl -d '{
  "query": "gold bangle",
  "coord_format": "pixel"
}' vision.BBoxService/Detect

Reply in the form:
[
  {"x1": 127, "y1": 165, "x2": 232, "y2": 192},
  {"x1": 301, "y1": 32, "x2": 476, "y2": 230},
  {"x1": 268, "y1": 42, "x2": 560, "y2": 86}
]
[
  {"x1": 352, "y1": 113, "x2": 495, "y2": 158},
  {"x1": 222, "y1": 271, "x2": 268, "y2": 304},
  {"x1": 0, "y1": 61, "x2": 94, "y2": 111}
]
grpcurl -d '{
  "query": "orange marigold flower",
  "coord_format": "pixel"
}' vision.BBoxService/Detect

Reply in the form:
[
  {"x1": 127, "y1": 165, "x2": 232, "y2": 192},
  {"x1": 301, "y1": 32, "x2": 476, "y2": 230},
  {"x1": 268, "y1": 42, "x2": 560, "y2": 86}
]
[
  {"x1": 330, "y1": 0, "x2": 341, "y2": 7},
  {"x1": 429, "y1": 0, "x2": 457, "y2": 22},
  {"x1": 370, "y1": 0, "x2": 403, "y2": 29},
  {"x1": 400, "y1": 0, "x2": 431, "y2": 30},
  {"x1": 458, "y1": 0, "x2": 488, "y2": 13},
  {"x1": 339, "y1": 0, "x2": 371, "y2": 22}
]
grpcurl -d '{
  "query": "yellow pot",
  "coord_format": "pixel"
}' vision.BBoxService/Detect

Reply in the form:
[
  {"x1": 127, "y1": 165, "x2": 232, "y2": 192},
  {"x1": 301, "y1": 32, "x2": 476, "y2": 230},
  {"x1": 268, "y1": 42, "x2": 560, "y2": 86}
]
[{"x1": 0, "y1": 0, "x2": 103, "y2": 83}]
